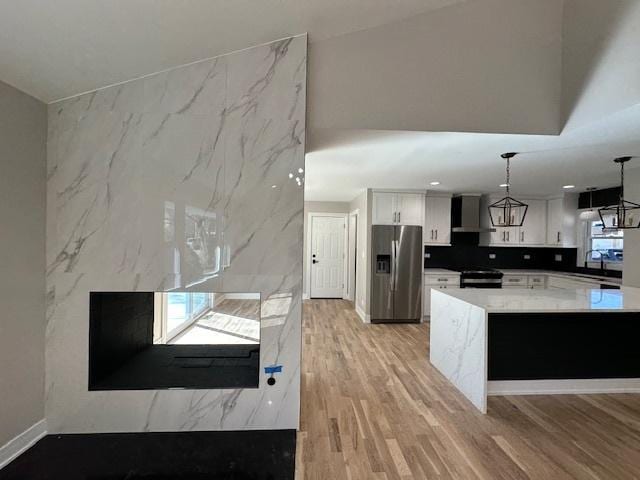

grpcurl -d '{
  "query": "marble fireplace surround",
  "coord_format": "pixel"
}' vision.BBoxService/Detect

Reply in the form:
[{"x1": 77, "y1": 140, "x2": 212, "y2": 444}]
[{"x1": 45, "y1": 35, "x2": 306, "y2": 433}]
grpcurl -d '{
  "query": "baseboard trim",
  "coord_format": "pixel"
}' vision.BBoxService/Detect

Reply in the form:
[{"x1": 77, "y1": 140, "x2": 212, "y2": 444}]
[
  {"x1": 0, "y1": 419, "x2": 47, "y2": 470},
  {"x1": 302, "y1": 293, "x2": 310, "y2": 300},
  {"x1": 488, "y1": 378, "x2": 640, "y2": 396},
  {"x1": 355, "y1": 304, "x2": 370, "y2": 323}
]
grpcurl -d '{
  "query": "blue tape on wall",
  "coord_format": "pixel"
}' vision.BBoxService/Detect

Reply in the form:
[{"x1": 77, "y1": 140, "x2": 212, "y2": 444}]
[{"x1": 264, "y1": 365, "x2": 282, "y2": 374}]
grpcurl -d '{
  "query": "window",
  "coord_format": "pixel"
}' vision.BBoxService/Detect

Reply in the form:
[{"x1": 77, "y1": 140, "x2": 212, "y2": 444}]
[
  {"x1": 589, "y1": 216, "x2": 623, "y2": 263},
  {"x1": 165, "y1": 292, "x2": 213, "y2": 340}
]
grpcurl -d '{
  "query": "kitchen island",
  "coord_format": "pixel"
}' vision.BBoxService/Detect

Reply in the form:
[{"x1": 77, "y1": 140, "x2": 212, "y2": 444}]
[{"x1": 430, "y1": 287, "x2": 640, "y2": 413}]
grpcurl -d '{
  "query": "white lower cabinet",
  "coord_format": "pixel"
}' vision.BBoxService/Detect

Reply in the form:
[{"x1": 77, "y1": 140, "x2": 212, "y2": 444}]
[
  {"x1": 527, "y1": 275, "x2": 546, "y2": 288},
  {"x1": 424, "y1": 285, "x2": 461, "y2": 317},
  {"x1": 502, "y1": 275, "x2": 527, "y2": 288},
  {"x1": 423, "y1": 273, "x2": 460, "y2": 317}
]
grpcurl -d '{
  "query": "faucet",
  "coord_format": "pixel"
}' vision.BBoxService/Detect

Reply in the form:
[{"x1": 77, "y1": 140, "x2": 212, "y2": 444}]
[{"x1": 584, "y1": 250, "x2": 605, "y2": 272}]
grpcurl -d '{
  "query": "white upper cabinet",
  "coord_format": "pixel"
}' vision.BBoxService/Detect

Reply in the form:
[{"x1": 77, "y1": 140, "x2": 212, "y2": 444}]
[
  {"x1": 546, "y1": 193, "x2": 578, "y2": 247},
  {"x1": 371, "y1": 191, "x2": 424, "y2": 226},
  {"x1": 546, "y1": 197, "x2": 563, "y2": 245},
  {"x1": 372, "y1": 192, "x2": 396, "y2": 225},
  {"x1": 396, "y1": 193, "x2": 424, "y2": 226},
  {"x1": 519, "y1": 199, "x2": 546, "y2": 245},
  {"x1": 424, "y1": 195, "x2": 451, "y2": 245}
]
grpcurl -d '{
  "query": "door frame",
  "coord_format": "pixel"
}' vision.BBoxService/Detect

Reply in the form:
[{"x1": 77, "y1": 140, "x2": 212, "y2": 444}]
[
  {"x1": 307, "y1": 212, "x2": 349, "y2": 299},
  {"x1": 346, "y1": 209, "x2": 359, "y2": 302}
]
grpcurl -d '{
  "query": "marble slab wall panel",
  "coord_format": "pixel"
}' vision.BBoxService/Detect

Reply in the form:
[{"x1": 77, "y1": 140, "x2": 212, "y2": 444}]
[
  {"x1": 45, "y1": 35, "x2": 306, "y2": 433},
  {"x1": 429, "y1": 289, "x2": 488, "y2": 413}
]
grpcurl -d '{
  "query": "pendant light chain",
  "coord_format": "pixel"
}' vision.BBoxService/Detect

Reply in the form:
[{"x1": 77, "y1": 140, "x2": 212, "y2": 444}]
[
  {"x1": 488, "y1": 152, "x2": 529, "y2": 228},
  {"x1": 620, "y1": 159, "x2": 625, "y2": 203},
  {"x1": 505, "y1": 157, "x2": 511, "y2": 196}
]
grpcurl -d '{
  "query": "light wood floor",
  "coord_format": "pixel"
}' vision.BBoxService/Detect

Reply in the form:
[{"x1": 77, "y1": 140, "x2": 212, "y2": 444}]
[{"x1": 296, "y1": 299, "x2": 640, "y2": 480}]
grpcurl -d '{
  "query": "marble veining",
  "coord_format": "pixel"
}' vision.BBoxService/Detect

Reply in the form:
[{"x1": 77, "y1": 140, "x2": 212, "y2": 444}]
[
  {"x1": 429, "y1": 289, "x2": 487, "y2": 412},
  {"x1": 45, "y1": 35, "x2": 306, "y2": 433}
]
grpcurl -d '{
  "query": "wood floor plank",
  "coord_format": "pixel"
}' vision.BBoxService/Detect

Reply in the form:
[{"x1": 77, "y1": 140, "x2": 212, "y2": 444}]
[{"x1": 296, "y1": 300, "x2": 640, "y2": 479}]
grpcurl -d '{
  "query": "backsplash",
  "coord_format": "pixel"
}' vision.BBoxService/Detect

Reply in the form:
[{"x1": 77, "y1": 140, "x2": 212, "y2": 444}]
[{"x1": 424, "y1": 235, "x2": 578, "y2": 271}]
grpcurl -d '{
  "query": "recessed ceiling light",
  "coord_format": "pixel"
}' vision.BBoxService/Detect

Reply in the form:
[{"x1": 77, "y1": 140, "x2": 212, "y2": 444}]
[
  {"x1": 499, "y1": 183, "x2": 509, "y2": 188},
  {"x1": 429, "y1": 181, "x2": 441, "y2": 186},
  {"x1": 563, "y1": 184, "x2": 575, "y2": 189},
  {"x1": 271, "y1": 185, "x2": 277, "y2": 188}
]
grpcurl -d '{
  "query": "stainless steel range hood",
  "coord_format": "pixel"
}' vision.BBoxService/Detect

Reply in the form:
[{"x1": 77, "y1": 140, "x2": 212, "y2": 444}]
[{"x1": 451, "y1": 195, "x2": 496, "y2": 233}]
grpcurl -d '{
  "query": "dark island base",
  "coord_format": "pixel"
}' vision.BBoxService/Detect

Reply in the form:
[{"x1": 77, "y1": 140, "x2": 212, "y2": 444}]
[
  {"x1": 0, "y1": 430, "x2": 296, "y2": 480},
  {"x1": 488, "y1": 312, "x2": 640, "y2": 381}
]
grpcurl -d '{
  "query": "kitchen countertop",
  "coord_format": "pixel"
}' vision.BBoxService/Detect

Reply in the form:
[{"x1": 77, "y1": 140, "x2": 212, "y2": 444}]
[
  {"x1": 499, "y1": 269, "x2": 622, "y2": 286},
  {"x1": 424, "y1": 268, "x2": 460, "y2": 275},
  {"x1": 432, "y1": 287, "x2": 640, "y2": 313}
]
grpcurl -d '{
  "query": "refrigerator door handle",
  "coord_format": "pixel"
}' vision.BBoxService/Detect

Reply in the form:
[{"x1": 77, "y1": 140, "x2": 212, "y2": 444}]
[
  {"x1": 390, "y1": 239, "x2": 396, "y2": 291},
  {"x1": 394, "y1": 239, "x2": 400, "y2": 291}
]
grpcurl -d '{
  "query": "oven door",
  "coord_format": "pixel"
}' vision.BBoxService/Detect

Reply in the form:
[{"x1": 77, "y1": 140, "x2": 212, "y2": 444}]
[{"x1": 461, "y1": 278, "x2": 503, "y2": 288}]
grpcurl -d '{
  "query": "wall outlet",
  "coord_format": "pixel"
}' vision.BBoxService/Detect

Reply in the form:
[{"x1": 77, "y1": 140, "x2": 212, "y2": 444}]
[
  {"x1": 555, "y1": 254, "x2": 562, "y2": 262},
  {"x1": 489, "y1": 253, "x2": 496, "y2": 259},
  {"x1": 523, "y1": 254, "x2": 531, "y2": 260},
  {"x1": 425, "y1": 253, "x2": 431, "y2": 259}
]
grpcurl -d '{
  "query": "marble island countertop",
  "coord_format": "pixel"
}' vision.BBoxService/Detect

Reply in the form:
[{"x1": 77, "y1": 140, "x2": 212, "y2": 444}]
[
  {"x1": 436, "y1": 287, "x2": 640, "y2": 313},
  {"x1": 423, "y1": 267, "x2": 621, "y2": 285}
]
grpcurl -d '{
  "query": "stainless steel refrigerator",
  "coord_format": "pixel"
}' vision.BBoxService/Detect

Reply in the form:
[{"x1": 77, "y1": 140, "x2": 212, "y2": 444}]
[{"x1": 370, "y1": 225, "x2": 422, "y2": 323}]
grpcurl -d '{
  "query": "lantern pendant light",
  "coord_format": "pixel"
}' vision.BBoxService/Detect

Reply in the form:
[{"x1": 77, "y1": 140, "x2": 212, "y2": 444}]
[
  {"x1": 488, "y1": 152, "x2": 529, "y2": 227},
  {"x1": 598, "y1": 156, "x2": 640, "y2": 230}
]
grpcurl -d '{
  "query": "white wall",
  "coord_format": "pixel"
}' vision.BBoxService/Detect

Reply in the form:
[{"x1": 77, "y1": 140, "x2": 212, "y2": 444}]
[
  {"x1": 308, "y1": 0, "x2": 562, "y2": 135},
  {"x1": 562, "y1": 0, "x2": 640, "y2": 131},
  {"x1": 349, "y1": 190, "x2": 370, "y2": 320},
  {"x1": 303, "y1": 201, "x2": 350, "y2": 297},
  {"x1": 0, "y1": 81, "x2": 46, "y2": 447}
]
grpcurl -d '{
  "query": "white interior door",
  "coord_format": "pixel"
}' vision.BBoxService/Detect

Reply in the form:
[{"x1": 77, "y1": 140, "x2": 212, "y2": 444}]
[{"x1": 311, "y1": 216, "x2": 346, "y2": 298}]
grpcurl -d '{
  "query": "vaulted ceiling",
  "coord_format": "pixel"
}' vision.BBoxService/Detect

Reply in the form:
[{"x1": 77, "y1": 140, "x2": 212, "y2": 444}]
[
  {"x1": 0, "y1": 0, "x2": 464, "y2": 102},
  {"x1": 1, "y1": 0, "x2": 639, "y2": 202},
  {"x1": 305, "y1": 0, "x2": 640, "y2": 200}
]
